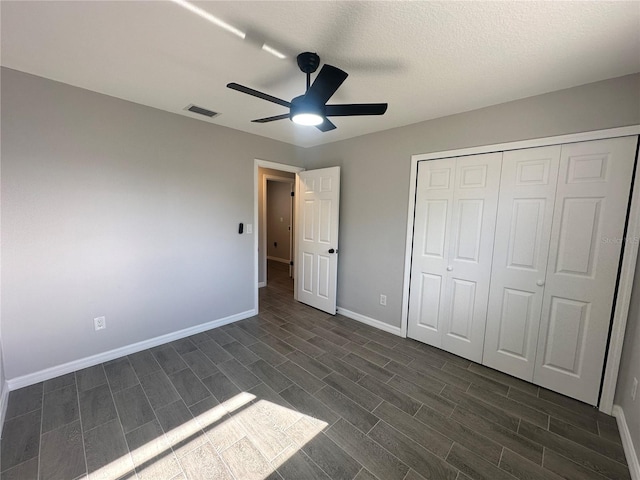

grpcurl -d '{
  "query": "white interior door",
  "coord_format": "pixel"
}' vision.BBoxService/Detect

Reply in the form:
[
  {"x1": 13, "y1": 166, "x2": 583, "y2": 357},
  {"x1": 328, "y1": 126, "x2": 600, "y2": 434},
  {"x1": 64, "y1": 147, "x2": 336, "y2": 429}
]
[
  {"x1": 533, "y1": 136, "x2": 638, "y2": 405},
  {"x1": 408, "y1": 153, "x2": 501, "y2": 362},
  {"x1": 483, "y1": 146, "x2": 561, "y2": 379},
  {"x1": 295, "y1": 167, "x2": 340, "y2": 314},
  {"x1": 441, "y1": 153, "x2": 502, "y2": 362}
]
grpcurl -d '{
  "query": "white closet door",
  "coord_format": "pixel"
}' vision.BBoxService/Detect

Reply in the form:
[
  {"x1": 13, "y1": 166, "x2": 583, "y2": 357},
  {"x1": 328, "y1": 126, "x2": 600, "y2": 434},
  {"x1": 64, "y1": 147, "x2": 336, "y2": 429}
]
[
  {"x1": 407, "y1": 159, "x2": 455, "y2": 348},
  {"x1": 533, "y1": 136, "x2": 638, "y2": 405},
  {"x1": 483, "y1": 146, "x2": 561, "y2": 379},
  {"x1": 441, "y1": 153, "x2": 502, "y2": 362}
]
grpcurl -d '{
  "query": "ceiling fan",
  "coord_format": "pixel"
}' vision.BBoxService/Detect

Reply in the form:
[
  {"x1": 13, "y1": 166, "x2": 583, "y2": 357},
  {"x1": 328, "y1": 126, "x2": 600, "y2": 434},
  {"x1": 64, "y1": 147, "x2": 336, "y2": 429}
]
[{"x1": 227, "y1": 52, "x2": 388, "y2": 132}]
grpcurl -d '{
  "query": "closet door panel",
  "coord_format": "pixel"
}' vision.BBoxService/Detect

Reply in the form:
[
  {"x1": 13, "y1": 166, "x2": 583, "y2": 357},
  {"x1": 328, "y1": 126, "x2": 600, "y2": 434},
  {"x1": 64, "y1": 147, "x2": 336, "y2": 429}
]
[
  {"x1": 484, "y1": 146, "x2": 561, "y2": 379},
  {"x1": 407, "y1": 159, "x2": 455, "y2": 346},
  {"x1": 534, "y1": 136, "x2": 638, "y2": 405},
  {"x1": 441, "y1": 153, "x2": 502, "y2": 362},
  {"x1": 414, "y1": 273, "x2": 444, "y2": 332},
  {"x1": 448, "y1": 278, "x2": 477, "y2": 341},
  {"x1": 495, "y1": 288, "x2": 535, "y2": 357},
  {"x1": 453, "y1": 199, "x2": 484, "y2": 262}
]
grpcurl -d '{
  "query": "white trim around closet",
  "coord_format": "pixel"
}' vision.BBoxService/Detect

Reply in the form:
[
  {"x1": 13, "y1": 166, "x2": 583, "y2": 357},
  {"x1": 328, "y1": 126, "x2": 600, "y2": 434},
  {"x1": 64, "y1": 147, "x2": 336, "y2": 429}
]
[{"x1": 401, "y1": 125, "x2": 640, "y2": 414}]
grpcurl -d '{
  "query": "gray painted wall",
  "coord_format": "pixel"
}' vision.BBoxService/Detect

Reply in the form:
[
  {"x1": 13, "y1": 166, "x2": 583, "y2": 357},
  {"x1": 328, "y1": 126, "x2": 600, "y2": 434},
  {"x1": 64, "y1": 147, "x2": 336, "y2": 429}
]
[
  {"x1": 0, "y1": 337, "x2": 4, "y2": 408},
  {"x1": 615, "y1": 252, "x2": 640, "y2": 461},
  {"x1": 0, "y1": 66, "x2": 5, "y2": 413},
  {"x1": 0, "y1": 67, "x2": 303, "y2": 379},
  {"x1": 0, "y1": 63, "x2": 4, "y2": 408},
  {"x1": 267, "y1": 181, "x2": 293, "y2": 261},
  {"x1": 304, "y1": 73, "x2": 640, "y2": 329}
]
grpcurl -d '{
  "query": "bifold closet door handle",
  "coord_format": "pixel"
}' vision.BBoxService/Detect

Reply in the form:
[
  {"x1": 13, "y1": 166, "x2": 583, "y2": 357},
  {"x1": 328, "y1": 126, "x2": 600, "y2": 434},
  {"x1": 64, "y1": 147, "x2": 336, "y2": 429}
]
[
  {"x1": 536, "y1": 280, "x2": 545, "y2": 286},
  {"x1": 446, "y1": 266, "x2": 453, "y2": 271}
]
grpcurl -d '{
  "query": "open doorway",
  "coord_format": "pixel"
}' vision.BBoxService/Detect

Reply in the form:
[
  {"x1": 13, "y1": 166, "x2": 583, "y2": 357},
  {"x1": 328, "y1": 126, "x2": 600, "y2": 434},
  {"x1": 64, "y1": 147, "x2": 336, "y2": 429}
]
[
  {"x1": 265, "y1": 176, "x2": 294, "y2": 288},
  {"x1": 254, "y1": 160, "x2": 304, "y2": 312}
]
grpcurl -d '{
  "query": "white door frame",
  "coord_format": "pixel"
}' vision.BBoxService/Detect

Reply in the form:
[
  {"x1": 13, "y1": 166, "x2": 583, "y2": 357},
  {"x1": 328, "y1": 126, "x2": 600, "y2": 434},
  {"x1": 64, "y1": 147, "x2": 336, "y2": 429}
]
[
  {"x1": 254, "y1": 160, "x2": 304, "y2": 311},
  {"x1": 401, "y1": 125, "x2": 640, "y2": 413},
  {"x1": 263, "y1": 175, "x2": 295, "y2": 280}
]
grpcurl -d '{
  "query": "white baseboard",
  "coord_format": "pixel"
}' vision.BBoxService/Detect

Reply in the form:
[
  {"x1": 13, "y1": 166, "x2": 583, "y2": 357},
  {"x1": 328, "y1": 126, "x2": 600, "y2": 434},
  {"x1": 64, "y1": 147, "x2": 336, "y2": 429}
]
[
  {"x1": 6, "y1": 309, "x2": 256, "y2": 391},
  {"x1": 336, "y1": 307, "x2": 403, "y2": 337},
  {"x1": 0, "y1": 380, "x2": 9, "y2": 437},
  {"x1": 613, "y1": 404, "x2": 640, "y2": 480},
  {"x1": 267, "y1": 256, "x2": 290, "y2": 264},
  {"x1": 258, "y1": 281, "x2": 266, "y2": 288}
]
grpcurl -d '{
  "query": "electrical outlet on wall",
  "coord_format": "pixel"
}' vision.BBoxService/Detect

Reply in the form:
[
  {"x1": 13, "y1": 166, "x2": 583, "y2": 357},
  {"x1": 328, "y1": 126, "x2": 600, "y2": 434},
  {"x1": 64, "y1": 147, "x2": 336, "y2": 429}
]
[
  {"x1": 632, "y1": 377, "x2": 638, "y2": 401},
  {"x1": 94, "y1": 316, "x2": 106, "y2": 331},
  {"x1": 380, "y1": 294, "x2": 387, "y2": 306}
]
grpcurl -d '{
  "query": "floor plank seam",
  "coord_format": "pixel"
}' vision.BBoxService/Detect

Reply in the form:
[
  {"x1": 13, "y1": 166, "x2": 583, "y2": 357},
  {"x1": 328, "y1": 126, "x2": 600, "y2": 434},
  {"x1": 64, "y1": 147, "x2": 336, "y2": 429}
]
[{"x1": 73, "y1": 371, "x2": 90, "y2": 480}]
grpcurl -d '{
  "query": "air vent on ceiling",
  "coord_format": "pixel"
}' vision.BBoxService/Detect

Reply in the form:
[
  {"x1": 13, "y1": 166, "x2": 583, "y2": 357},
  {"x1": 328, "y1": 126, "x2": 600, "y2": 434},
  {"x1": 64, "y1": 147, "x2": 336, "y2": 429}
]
[{"x1": 184, "y1": 104, "x2": 219, "y2": 118}]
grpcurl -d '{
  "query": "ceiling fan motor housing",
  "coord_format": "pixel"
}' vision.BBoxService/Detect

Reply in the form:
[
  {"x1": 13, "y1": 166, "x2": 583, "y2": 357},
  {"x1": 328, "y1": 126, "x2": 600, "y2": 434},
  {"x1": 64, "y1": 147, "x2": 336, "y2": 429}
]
[{"x1": 289, "y1": 95, "x2": 325, "y2": 122}]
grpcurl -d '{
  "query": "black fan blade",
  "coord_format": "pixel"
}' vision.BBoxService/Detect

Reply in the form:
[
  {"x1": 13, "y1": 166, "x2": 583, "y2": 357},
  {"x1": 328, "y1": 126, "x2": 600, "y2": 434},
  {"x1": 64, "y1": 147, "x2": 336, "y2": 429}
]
[
  {"x1": 325, "y1": 103, "x2": 388, "y2": 117},
  {"x1": 227, "y1": 83, "x2": 291, "y2": 108},
  {"x1": 316, "y1": 118, "x2": 337, "y2": 132},
  {"x1": 305, "y1": 65, "x2": 348, "y2": 105},
  {"x1": 252, "y1": 114, "x2": 290, "y2": 123}
]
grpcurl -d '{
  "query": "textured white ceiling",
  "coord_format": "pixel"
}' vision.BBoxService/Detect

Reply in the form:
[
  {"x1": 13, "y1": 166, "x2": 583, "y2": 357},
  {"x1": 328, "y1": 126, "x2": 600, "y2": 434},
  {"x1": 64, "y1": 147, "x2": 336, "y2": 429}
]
[{"x1": 2, "y1": 1, "x2": 639, "y2": 148}]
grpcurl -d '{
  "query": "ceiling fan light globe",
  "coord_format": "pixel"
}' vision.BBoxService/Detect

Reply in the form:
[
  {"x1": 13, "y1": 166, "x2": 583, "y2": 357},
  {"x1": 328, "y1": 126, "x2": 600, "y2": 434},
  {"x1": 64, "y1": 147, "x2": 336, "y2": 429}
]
[{"x1": 292, "y1": 113, "x2": 324, "y2": 126}]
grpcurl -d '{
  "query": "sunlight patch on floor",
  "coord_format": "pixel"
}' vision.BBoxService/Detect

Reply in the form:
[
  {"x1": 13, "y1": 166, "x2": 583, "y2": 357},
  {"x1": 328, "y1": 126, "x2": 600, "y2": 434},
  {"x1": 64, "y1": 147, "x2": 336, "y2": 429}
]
[{"x1": 89, "y1": 391, "x2": 328, "y2": 479}]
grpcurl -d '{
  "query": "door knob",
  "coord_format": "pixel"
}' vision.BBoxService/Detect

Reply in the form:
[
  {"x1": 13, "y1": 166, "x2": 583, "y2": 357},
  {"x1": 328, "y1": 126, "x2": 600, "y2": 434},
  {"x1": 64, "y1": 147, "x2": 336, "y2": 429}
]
[
  {"x1": 536, "y1": 280, "x2": 545, "y2": 286},
  {"x1": 328, "y1": 248, "x2": 336, "y2": 254},
  {"x1": 446, "y1": 266, "x2": 453, "y2": 271}
]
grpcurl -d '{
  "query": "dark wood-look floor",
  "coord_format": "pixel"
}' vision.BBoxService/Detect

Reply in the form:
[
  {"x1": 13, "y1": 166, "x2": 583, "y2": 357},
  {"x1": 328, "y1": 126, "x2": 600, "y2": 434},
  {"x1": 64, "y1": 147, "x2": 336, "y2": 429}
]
[{"x1": 1, "y1": 260, "x2": 631, "y2": 480}]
